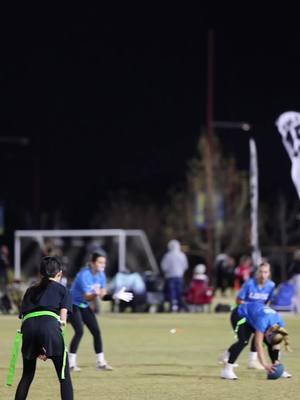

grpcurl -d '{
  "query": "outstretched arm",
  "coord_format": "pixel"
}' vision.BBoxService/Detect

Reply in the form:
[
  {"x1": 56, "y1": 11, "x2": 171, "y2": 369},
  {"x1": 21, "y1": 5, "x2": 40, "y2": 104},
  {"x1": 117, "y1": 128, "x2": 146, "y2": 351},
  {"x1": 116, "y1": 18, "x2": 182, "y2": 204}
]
[{"x1": 255, "y1": 331, "x2": 275, "y2": 373}]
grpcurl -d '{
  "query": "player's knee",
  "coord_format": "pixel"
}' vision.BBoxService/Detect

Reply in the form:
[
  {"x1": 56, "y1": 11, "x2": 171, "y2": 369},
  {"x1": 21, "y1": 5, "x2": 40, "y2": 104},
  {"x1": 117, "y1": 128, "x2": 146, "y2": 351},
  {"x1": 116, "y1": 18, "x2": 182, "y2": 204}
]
[
  {"x1": 93, "y1": 328, "x2": 100, "y2": 338},
  {"x1": 76, "y1": 326, "x2": 84, "y2": 338}
]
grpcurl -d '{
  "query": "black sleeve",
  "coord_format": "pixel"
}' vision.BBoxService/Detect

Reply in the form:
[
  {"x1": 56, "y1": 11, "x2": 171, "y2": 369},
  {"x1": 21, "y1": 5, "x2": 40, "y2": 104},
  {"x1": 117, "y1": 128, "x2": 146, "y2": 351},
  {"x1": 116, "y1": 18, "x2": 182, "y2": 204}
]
[
  {"x1": 20, "y1": 288, "x2": 32, "y2": 315},
  {"x1": 60, "y1": 287, "x2": 73, "y2": 313}
]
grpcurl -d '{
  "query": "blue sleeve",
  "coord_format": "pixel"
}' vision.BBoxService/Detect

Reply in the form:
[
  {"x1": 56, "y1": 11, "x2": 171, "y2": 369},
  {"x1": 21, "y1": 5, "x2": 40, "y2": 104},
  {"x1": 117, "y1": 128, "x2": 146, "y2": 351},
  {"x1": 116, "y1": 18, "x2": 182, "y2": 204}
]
[
  {"x1": 266, "y1": 283, "x2": 275, "y2": 303},
  {"x1": 100, "y1": 272, "x2": 107, "y2": 289},
  {"x1": 78, "y1": 271, "x2": 93, "y2": 294},
  {"x1": 238, "y1": 281, "x2": 250, "y2": 301}
]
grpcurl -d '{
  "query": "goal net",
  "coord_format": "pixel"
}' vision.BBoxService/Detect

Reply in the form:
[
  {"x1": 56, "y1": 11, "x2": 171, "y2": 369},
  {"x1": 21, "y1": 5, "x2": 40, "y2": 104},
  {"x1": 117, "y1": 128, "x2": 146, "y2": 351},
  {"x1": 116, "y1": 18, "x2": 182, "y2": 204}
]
[{"x1": 14, "y1": 229, "x2": 159, "y2": 281}]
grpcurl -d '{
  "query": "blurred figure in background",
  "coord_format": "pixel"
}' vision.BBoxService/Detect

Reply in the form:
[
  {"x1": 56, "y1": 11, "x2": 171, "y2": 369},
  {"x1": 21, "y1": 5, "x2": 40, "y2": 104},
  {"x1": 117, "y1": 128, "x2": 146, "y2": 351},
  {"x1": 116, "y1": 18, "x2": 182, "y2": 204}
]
[
  {"x1": 143, "y1": 271, "x2": 165, "y2": 313},
  {"x1": 0, "y1": 244, "x2": 10, "y2": 291},
  {"x1": 234, "y1": 255, "x2": 253, "y2": 292},
  {"x1": 161, "y1": 240, "x2": 188, "y2": 312},
  {"x1": 214, "y1": 253, "x2": 235, "y2": 297},
  {"x1": 185, "y1": 264, "x2": 214, "y2": 312},
  {"x1": 110, "y1": 267, "x2": 147, "y2": 312},
  {"x1": 288, "y1": 249, "x2": 300, "y2": 314}
]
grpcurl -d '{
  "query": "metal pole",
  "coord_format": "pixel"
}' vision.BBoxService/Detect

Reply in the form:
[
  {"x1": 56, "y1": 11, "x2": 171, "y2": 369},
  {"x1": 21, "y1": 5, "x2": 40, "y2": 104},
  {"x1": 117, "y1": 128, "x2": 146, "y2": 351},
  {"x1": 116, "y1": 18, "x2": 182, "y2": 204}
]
[
  {"x1": 119, "y1": 231, "x2": 126, "y2": 272},
  {"x1": 205, "y1": 29, "x2": 215, "y2": 282},
  {"x1": 249, "y1": 138, "x2": 261, "y2": 267},
  {"x1": 14, "y1": 234, "x2": 21, "y2": 280}
]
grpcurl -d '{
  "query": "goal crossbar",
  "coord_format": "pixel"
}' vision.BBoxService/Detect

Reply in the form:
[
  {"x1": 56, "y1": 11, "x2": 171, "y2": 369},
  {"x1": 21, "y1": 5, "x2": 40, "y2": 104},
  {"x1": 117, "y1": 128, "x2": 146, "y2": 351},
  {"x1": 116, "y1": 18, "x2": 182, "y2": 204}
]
[{"x1": 14, "y1": 229, "x2": 159, "y2": 280}]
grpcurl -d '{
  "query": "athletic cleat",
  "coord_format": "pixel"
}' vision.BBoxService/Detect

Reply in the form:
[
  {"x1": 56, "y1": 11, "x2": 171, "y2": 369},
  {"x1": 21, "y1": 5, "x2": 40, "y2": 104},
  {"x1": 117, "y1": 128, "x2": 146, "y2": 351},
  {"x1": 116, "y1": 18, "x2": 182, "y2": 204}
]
[
  {"x1": 70, "y1": 365, "x2": 81, "y2": 372},
  {"x1": 96, "y1": 362, "x2": 113, "y2": 371},
  {"x1": 281, "y1": 370, "x2": 292, "y2": 378},
  {"x1": 221, "y1": 366, "x2": 238, "y2": 380},
  {"x1": 248, "y1": 360, "x2": 265, "y2": 370}
]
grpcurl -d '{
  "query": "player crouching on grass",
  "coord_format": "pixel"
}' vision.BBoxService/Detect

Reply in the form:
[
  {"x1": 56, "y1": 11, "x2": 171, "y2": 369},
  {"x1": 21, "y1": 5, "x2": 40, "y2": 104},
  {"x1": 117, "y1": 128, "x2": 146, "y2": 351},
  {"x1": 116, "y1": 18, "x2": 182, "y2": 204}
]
[
  {"x1": 221, "y1": 302, "x2": 292, "y2": 380},
  {"x1": 220, "y1": 262, "x2": 276, "y2": 370}
]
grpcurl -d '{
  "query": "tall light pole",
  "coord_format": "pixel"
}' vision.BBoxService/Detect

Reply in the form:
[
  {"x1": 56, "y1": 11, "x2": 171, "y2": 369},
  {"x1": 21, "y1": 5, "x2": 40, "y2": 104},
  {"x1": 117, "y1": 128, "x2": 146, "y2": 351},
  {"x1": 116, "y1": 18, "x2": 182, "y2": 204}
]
[
  {"x1": 211, "y1": 121, "x2": 261, "y2": 267},
  {"x1": 205, "y1": 29, "x2": 215, "y2": 282}
]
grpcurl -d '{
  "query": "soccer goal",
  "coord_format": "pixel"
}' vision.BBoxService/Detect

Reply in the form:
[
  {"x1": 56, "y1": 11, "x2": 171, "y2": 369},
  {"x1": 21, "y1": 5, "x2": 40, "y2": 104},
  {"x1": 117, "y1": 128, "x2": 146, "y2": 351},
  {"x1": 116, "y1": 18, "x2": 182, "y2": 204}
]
[{"x1": 14, "y1": 229, "x2": 159, "y2": 280}]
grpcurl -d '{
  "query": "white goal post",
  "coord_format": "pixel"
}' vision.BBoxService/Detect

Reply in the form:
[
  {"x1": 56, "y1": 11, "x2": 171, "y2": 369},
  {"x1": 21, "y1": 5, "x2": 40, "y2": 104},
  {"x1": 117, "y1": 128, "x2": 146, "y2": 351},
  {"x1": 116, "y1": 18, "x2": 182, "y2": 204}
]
[{"x1": 14, "y1": 229, "x2": 159, "y2": 280}]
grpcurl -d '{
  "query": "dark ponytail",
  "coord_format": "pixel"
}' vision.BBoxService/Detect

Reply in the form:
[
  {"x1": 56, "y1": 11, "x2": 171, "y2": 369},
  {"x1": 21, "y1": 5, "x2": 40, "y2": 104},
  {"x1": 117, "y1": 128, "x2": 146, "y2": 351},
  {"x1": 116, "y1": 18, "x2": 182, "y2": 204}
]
[{"x1": 32, "y1": 256, "x2": 63, "y2": 301}]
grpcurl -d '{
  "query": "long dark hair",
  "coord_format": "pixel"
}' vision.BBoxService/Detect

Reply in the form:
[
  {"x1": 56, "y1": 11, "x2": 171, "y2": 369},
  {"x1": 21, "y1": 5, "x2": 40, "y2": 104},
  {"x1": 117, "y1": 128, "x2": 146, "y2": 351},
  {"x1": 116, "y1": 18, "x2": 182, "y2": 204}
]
[{"x1": 31, "y1": 256, "x2": 62, "y2": 301}]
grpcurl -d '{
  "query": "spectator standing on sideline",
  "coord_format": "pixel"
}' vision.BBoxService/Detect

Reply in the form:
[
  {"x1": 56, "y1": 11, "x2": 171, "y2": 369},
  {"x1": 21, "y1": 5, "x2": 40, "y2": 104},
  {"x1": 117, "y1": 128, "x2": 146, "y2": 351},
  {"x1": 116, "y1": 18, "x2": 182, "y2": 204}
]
[
  {"x1": 161, "y1": 240, "x2": 188, "y2": 312},
  {"x1": 0, "y1": 245, "x2": 10, "y2": 290},
  {"x1": 214, "y1": 253, "x2": 235, "y2": 297}
]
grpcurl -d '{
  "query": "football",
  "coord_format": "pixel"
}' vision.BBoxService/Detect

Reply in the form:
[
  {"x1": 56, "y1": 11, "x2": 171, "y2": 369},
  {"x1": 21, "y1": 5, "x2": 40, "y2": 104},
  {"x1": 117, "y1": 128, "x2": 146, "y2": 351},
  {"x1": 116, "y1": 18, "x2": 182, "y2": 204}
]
[{"x1": 267, "y1": 363, "x2": 284, "y2": 380}]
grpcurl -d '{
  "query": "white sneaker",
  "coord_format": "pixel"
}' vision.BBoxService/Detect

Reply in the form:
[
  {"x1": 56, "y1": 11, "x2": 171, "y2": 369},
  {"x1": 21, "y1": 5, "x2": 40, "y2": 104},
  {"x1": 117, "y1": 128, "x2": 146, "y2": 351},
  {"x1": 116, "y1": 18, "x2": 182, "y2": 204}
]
[
  {"x1": 70, "y1": 365, "x2": 81, "y2": 372},
  {"x1": 221, "y1": 366, "x2": 238, "y2": 380},
  {"x1": 281, "y1": 370, "x2": 292, "y2": 378},
  {"x1": 248, "y1": 360, "x2": 265, "y2": 370},
  {"x1": 96, "y1": 362, "x2": 113, "y2": 371}
]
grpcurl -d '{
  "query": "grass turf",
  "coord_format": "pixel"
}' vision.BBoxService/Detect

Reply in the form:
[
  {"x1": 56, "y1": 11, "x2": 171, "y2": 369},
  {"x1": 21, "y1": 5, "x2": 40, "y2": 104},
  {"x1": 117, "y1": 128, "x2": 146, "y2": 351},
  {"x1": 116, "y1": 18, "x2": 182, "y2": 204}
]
[{"x1": 1, "y1": 311, "x2": 299, "y2": 400}]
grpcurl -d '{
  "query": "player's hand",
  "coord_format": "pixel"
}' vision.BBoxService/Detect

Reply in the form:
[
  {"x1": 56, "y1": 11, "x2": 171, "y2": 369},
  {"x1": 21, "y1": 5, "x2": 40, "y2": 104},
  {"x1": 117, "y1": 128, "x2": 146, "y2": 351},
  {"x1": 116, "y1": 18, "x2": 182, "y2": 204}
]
[
  {"x1": 264, "y1": 363, "x2": 276, "y2": 373},
  {"x1": 113, "y1": 287, "x2": 134, "y2": 302},
  {"x1": 38, "y1": 347, "x2": 47, "y2": 361},
  {"x1": 59, "y1": 319, "x2": 66, "y2": 329},
  {"x1": 94, "y1": 287, "x2": 102, "y2": 296}
]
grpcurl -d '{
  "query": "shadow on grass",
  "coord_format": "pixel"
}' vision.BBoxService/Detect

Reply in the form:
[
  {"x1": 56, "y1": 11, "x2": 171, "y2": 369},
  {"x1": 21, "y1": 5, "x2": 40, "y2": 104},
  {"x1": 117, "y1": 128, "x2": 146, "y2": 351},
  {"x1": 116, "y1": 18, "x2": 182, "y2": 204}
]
[
  {"x1": 137, "y1": 372, "x2": 200, "y2": 378},
  {"x1": 120, "y1": 363, "x2": 193, "y2": 368}
]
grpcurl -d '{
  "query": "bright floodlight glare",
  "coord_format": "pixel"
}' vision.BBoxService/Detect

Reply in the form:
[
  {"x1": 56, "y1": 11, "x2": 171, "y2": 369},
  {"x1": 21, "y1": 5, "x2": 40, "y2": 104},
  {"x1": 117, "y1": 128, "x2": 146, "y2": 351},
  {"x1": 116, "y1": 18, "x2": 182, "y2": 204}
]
[{"x1": 242, "y1": 123, "x2": 251, "y2": 131}]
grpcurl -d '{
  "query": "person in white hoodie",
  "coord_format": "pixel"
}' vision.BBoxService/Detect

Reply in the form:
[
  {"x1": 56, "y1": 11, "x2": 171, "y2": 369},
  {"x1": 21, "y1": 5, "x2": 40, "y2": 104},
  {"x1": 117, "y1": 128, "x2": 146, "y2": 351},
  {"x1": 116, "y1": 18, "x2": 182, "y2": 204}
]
[{"x1": 161, "y1": 240, "x2": 188, "y2": 312}]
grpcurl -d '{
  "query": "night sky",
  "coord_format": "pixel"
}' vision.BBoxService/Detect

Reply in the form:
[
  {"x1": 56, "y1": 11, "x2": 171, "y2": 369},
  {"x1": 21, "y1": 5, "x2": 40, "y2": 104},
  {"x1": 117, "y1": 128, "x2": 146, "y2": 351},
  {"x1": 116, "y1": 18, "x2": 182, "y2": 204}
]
[{"x1": 1, "y1": 9, "x2": 300, "y2": 235}]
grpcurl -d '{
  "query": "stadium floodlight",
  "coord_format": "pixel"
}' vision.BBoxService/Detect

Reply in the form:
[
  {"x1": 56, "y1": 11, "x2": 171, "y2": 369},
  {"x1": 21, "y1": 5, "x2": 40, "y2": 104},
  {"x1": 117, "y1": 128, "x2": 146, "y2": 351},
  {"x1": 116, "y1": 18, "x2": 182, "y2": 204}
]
[
  {"x1": 14, "y1": 229, "x2": 159, "y2": 280},
  {"x1": 211, "y1": 121, "x2": 251, "y2": 131}
]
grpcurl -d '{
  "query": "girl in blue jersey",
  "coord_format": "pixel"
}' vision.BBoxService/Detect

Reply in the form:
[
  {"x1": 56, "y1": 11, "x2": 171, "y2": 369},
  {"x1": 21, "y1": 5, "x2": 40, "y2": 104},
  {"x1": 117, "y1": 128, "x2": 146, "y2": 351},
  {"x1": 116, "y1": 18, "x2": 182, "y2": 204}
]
[
  {"x1": 221, "y1": 301, "x2": 292, "y2": 380},
  {"x1": 220, "y1": 262, "x2": 275, "y2": 369},
  {"x1": 237, "y1": 262, "x2": 275, "y2": 369},
  {"x1": 68, "y1": 250, "x2": 133, "y2": 371}
]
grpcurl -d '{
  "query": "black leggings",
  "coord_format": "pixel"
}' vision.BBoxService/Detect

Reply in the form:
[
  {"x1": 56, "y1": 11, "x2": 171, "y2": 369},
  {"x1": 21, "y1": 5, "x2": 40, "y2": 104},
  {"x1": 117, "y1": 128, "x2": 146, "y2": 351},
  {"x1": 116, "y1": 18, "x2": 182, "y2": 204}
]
[
  {"x1": 228, "y1": 309, "x2": 255, "y2": 363},
  {"x1": 68, "y1": 305, "x2": 103, "y2": 354},
  {"x1": 15, "y1": 355, "x2": 73, "y2": 400},
  {"x1": 228, "y1": 309, "x2": 279, "y2": 364}
]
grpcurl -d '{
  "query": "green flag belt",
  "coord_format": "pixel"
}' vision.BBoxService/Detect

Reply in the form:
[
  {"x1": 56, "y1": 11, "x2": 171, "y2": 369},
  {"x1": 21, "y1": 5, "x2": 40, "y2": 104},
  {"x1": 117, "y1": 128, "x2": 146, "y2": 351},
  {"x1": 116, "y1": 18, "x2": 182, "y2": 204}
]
[
  {"x1": 234, "y1": 317, "x2": 247, "y2": 336},
  {"x1": 7, "y1": 310, "x2": 68, "y2": 386}
]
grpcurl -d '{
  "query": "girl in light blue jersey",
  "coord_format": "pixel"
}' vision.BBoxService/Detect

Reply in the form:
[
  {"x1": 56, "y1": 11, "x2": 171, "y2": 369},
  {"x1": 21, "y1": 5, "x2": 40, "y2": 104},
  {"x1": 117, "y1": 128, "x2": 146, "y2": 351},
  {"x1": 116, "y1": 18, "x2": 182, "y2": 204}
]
[
  {"x1": 221, "y1": 301, "x2": 292, "y2": 380},
  {"x1": 68, "y1": 251, "x2": 133, "y2": 371},
  {"x1": 220, "y1": 262, "x2": 276, "y2": 369},
  {"x1": 237, "y1": 262, "x2": 275, "y2": 369}
]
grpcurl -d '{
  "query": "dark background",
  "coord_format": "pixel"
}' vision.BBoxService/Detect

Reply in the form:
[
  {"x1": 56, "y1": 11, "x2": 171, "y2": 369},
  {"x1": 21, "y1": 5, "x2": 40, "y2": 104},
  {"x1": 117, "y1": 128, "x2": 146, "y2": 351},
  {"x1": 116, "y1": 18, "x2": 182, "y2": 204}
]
[{"x1": 1, "y1": 9, "x2": 300, "y2": 241}]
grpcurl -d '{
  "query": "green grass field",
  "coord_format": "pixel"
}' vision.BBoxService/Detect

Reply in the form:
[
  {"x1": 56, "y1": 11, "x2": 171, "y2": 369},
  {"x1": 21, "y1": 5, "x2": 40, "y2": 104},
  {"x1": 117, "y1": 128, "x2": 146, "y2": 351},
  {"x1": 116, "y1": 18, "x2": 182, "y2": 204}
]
[{"x1": 1, "y1": 311, "x2": 299, "y2": 400}]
